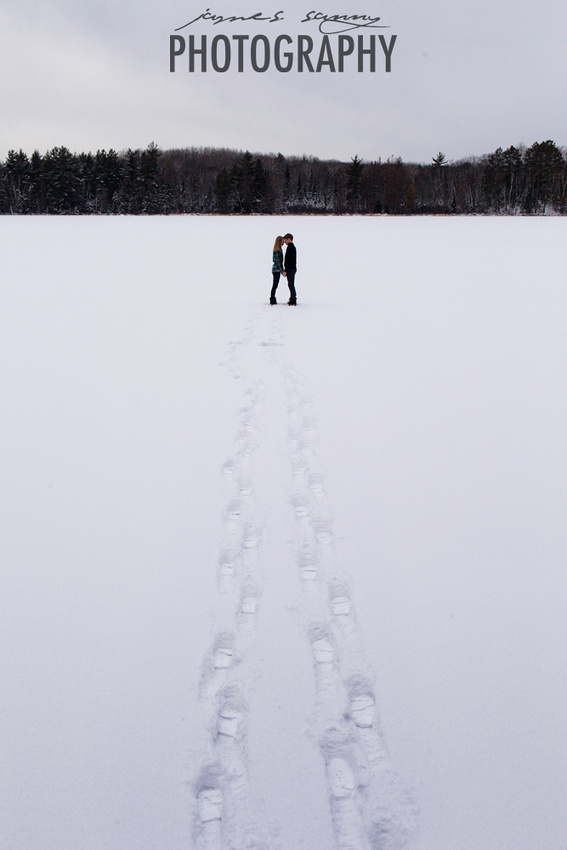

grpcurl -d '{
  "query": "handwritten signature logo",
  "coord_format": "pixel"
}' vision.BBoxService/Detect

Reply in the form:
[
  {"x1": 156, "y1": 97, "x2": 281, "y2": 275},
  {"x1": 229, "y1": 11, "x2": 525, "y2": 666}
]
[{"x1": 175, "y1": 8, "x2": 390, "y2": 35}]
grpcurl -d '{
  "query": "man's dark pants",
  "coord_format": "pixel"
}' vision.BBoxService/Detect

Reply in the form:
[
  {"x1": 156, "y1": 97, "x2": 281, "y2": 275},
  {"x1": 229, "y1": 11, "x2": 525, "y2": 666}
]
[{"x1": 286, "y1": 271, "x2": 297, "y2": 300}]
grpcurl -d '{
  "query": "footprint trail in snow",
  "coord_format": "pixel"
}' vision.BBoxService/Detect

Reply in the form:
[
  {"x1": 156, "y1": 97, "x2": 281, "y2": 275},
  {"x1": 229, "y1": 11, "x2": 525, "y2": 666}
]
[{"x1": 191, "y1": 307, "x2": 417, "y2": 850}]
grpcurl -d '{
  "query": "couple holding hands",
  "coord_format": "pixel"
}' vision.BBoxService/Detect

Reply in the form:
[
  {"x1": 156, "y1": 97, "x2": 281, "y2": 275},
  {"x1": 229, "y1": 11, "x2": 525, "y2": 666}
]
[{"x1": 270, "y1": 233, "x2": 297, "y2": 305}]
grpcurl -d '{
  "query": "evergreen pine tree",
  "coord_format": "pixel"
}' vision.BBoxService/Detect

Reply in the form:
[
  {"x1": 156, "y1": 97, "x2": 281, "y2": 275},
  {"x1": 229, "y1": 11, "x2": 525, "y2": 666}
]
[{"x1": 345, "y1": 155, "x2": 364, "y2": 212}]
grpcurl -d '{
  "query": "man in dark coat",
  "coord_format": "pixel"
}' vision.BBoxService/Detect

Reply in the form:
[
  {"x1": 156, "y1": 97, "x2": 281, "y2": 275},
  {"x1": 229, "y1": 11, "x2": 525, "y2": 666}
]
[{"x1": 283, "y1": 233, "x2": 297, "y2": 305}]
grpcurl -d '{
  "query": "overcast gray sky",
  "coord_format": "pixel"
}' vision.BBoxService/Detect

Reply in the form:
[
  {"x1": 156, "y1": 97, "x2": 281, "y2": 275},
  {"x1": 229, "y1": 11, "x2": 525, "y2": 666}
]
[{"x1": 1, "y1": 0, "x2": 566, "y2": 163}]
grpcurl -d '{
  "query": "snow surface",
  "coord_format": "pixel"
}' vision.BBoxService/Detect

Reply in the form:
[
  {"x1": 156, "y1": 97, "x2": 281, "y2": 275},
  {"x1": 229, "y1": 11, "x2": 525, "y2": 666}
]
[{"x1": 1, "y1": 215, "x2": 567, "y2": 850}]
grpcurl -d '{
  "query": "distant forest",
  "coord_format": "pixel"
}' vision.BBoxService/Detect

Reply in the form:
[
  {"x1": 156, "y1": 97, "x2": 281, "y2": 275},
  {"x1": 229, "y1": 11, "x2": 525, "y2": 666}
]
[{"x1": 1, "y1": 140, "x2": 567, "y2": 215}]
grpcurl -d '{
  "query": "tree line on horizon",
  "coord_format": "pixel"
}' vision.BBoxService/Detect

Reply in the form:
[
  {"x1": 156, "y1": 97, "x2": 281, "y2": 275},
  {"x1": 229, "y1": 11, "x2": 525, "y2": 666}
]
[{"x1": 1, "y1": 140, "x2": 566, "y2": 215}]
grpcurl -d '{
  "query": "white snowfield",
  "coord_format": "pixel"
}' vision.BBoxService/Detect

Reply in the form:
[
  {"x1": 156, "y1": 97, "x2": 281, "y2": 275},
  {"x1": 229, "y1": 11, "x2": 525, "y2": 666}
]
[{"x1": 1, "y1": 216, "x2": 567, "y2": 850}]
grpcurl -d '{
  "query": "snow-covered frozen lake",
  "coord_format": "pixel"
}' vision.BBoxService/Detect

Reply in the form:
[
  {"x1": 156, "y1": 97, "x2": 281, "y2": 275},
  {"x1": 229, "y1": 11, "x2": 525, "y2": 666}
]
[{"x1": 1, "y1": 215, "x2": 566, "y2": 850}]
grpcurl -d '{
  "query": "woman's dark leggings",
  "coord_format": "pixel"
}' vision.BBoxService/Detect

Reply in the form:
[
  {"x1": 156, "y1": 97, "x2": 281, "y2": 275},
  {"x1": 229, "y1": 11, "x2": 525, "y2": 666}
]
[{"x1": 270, "y1": 272, "x2": 280, "y2": 299}]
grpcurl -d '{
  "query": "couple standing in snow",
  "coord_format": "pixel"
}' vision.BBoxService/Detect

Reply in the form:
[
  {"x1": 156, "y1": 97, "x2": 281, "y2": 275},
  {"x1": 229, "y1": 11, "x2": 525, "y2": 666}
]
[{"x1": 270, "y1": 233, "x2": 297, "y2": 305}]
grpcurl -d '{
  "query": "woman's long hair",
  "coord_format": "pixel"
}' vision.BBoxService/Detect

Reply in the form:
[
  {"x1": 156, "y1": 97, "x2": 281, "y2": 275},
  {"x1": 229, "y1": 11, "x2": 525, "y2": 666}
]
[{"x1": 273, "y1": 235, "x2": 284, "y2": 252}]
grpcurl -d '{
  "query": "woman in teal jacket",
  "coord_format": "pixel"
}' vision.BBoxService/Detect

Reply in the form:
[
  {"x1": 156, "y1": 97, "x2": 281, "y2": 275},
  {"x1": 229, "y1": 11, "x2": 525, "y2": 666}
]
[{"x1": 270, "y1": 235, "x2": 285, "y2": 304}]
